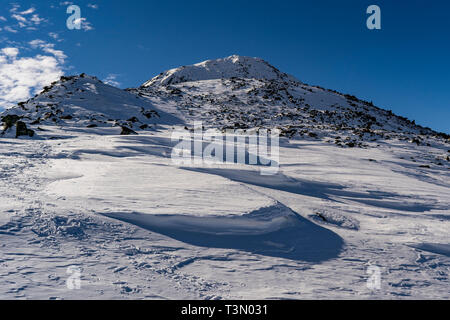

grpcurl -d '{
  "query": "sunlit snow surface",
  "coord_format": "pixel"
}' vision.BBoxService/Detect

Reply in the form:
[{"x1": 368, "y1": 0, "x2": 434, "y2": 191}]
[
  {"x1": 0, "y1": 126, "x2": 448, "y2": 299},
  {"x1": 0, "y1": 56, "x2": 449, "y2": 299}
]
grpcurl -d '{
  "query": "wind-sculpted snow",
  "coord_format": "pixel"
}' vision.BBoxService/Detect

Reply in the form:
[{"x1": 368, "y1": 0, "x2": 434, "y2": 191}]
[
  {"x1": 0, "y1": 127, "x2": 449, "y2": 299},
  {"x1": 102, "y1": 203, "x2": 344, "y2": 262},
  {"x1": 409, "y1": 243, "x2": 450, "y2": 257},
  {"x1": 181, "y1": 167, "x2": 441, "y2": 212},
  {"x1": 0, "y1": 56, "x2": 449, "y2": 299}
]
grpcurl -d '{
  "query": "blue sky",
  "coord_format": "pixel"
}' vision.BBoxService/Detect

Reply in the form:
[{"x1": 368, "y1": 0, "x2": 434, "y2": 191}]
[{"x1": 1, "y1": 0, "x2": 449, "y2": 133}]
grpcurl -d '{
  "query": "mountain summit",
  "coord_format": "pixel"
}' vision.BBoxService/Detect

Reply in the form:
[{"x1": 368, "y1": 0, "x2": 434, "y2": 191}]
[
  {"x1": 142, "y1": 55, "x2": 298, "y2": 87},
  {"x1": 135, "y1": 56, "x2": 448, "y2": 149}
]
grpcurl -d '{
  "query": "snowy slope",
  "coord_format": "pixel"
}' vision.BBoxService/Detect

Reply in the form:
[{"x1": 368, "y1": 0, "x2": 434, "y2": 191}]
[
  {"x1": 0, "y1": 56, "x2": 449, "y2": 299},
  {"x1": 0, "y1": 129, "x2": 448, "y2": 299},
  {"x1": 142, "y1": 55, "x2": 298, "y2": 86},
  {"x1": 1, "y1": 74, "x2": 181, "y2": 138}
]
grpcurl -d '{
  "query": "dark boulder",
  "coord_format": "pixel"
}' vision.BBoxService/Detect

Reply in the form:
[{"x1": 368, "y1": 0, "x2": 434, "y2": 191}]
[
  {"x1": 43, "y1": 112, "x2": 55, "y2": 120},
  {"x1": 120, "y1": 126, "x2": 138, "y2": 135},
  {"x1": 127, "y1": 116, "x2": 139, "y2": 123},
  {"x1": 142, "y1": 110, "x2": 160, "y2": 119},
  {"x1": 1, "y1": 114, "x2": 21, "y2": 130},
  {"x1": 15, "y1": 121, "x2": 35, "y2": 138}
]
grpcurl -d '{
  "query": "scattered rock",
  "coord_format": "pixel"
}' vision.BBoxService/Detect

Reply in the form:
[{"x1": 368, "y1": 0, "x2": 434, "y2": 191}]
[
  {"x1": 1, "y1": 114, "x2": 21, "y2": 130},
  {"x1": 43, "y1": 112, "x2": 55, "y2": 120},
  {"x1": 346, "y1": 142, "x2": 356, "y2": 148},
  {"x1": 170, "y1": 88, "x2": 182, "y2": 95},
  {"x1": 127, "y1": 116, "x2": 139, "y2": 123},
  {"x1": 15, "y1": 121, "x2": 35, "y2": 138},
  {"x1": 142, "y1": 110, "x2": 159, "y2": 119},
  {"x1": 121, "y1": 126, "x2": 138, "y2": 135},
  {"x1": 310, "y1": 210, "x2": 360, "y2": 230},
  {"x1": 315, "y1": 212, "x2": 327, "y2": 222}
]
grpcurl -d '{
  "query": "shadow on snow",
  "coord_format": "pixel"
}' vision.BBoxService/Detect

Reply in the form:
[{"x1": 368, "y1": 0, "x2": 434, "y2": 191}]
[{"x1": 103, "y1": 203, "x2": 344, "y2": 263}]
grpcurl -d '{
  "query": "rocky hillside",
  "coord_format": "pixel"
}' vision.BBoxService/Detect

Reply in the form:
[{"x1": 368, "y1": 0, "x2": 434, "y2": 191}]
[
  {"x1": 1, "y1": 55, "x2": 449, "y2": 151},
  {"x1": 133, "y1": 56, "x2": 449, "y2": 150},
  {"x1": 0, "y1": 74, "x2": 180, "y2": 138}
]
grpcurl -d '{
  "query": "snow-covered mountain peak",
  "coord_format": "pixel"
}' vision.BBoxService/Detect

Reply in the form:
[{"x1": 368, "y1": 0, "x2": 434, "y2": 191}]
[
  {"x1": 142, "y1": 55, "x2": 298, "y2": 87},
  {"x1": 134, "y1": 57, "x2": 449, "y2": 150}
]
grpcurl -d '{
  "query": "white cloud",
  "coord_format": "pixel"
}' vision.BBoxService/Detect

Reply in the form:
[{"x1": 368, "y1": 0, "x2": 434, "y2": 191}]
[
  {"x1": 0, "y1": 5, "x2": 69, "y2": 110},
  {"x1": 30, "y1": 14, "x2": 44, "y2": 25},
  {"x1": 7, "y1": 5, "x2": 46, "y2": 30},
  {"x1": 103, "y1": 74, "x2": 120, "y2": 87},
  {"x1": 1, "y1": 48, "x2": 19, "y2": 58},
  {"x1": 9, "y1": 4, "x2": 20, "y2": 13},
  {"x1": 12, "y1": 14, "x2": 27, "y2": 23},
  {"x1": 4, "y1": 26, "x2": 18, "y2": 33},
  {"x1": 0, "y1": 47, "x2": 65, "y2": 109},
  {"x1": 73, "y1": 17, "x2": 94, "y2": 31},
  {"x1": 87, "y1": 4, "x2": 99, "y2": 9},
  {"x1": 49, "y1": 32, "x2": 59, "y2": 40},
  {"x1": 19, "y1": 8, "x2": 36, "y2": 15},
  {"x1": 29, "y1": 40, "x2": 67, "y2": 63}
]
